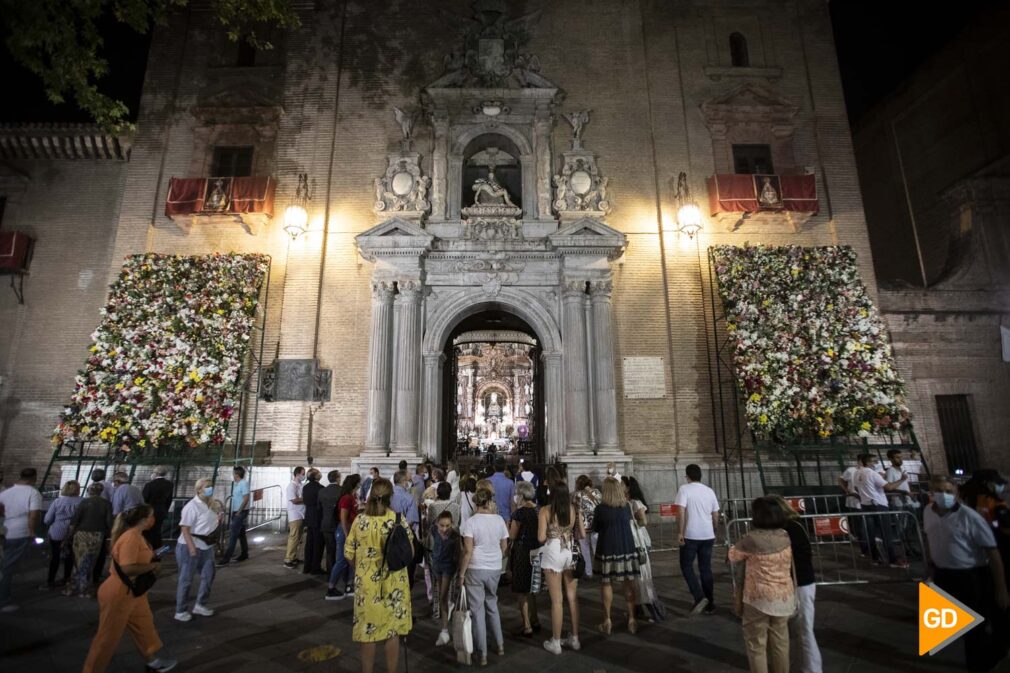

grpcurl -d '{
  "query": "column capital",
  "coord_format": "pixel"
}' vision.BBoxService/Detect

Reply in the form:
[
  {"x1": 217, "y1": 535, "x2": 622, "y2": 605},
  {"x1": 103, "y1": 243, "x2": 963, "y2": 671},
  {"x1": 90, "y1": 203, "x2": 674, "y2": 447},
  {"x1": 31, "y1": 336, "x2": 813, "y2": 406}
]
[
  {"x1": 589, "y1": 279, "x2": 613, "y2": 299},
  {"x1": 371, "y1": 280, "x2": 396, "y2": 302},
  {"x1": 395, "y1": 279, "x2": 424, "y2": 301},
  {"x1": 541, "y1": 350, "x2": 563, "y2": 364},
  {"x1": 422, "y1": 352, "x2": 446, "y2": 365},
  {"x1": 561, "y1": 279, "x2": 587, "y2": 299}
]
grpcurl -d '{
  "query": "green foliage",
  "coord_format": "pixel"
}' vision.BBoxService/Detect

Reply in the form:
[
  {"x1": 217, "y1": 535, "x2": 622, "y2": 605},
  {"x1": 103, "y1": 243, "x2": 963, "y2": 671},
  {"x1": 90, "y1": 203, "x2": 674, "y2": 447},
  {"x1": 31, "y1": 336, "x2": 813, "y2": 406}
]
[{"x1": 0, "y1": 0, "x2": 299, "y2": 132}]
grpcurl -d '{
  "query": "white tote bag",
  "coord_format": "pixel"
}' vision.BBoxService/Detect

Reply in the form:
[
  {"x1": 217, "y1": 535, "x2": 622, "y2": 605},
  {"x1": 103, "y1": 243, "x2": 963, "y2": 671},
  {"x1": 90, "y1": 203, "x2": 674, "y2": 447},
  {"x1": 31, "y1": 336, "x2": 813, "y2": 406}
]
[{"x1": 451, "y1": 582, "x2": 473, "y2": 664}]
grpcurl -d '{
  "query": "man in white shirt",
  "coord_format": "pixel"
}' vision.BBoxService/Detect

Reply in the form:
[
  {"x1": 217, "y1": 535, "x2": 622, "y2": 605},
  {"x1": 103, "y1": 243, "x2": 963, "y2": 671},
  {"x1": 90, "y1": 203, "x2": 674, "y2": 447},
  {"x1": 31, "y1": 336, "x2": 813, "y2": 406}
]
[
  {"x1": 852, "y1": 453, "x2": 908, "y2": 566},
  {"x1": 284, "y1": 466, "x2": 306, "y2": 569},
  {"x1": 924, "y1": 474, "x2": 1008, "y2": 672},
  {"x1": 0, "y1": 467, "x2": 44, "y2": 611},
  {"x1": 675, "y1": 464, "x2": 720, "y2": 615}
]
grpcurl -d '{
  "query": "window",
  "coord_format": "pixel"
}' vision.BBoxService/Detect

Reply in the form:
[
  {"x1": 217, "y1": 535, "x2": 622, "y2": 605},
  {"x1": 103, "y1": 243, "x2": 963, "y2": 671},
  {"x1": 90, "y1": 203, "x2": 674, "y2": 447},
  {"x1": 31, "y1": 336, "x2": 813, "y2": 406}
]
[
  {"x1": 211, "y1": 146, "x2": 254, "y2": 177},
  {"x1": 732, "y1": 144, "x2": 774, "y2": 174},
  {"x1": 730, "y1": 32, "x2": 750, "y2": 67},
  {"x1": 935, "y1": 394, "x2": 980, "y2": 475},
  {"x1": 0, "y1": 196, "x2": 6, "y2": 228},
  {"x1": 236, "y1": 39, "x2": 256, "y2": 67}
]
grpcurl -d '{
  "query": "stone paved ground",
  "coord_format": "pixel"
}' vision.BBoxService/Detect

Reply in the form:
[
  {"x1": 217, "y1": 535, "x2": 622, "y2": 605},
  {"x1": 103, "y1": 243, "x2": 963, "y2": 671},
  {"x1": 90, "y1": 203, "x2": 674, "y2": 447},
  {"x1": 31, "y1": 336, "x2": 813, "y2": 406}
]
[{"x1": 0, "y1": 532, "x2": 976, "y2": 672}]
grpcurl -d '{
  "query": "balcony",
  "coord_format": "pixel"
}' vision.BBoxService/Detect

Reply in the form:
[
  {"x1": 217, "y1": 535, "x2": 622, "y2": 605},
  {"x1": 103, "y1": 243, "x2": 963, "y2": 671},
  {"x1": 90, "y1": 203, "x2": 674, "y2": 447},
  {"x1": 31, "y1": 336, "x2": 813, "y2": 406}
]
[
  {"x1": 706, "y1": 173, "x2": 818, "y2": 232},
  {"x1": 0, "y1": 231, "x2": 35, "y2": 304},
  {"x1": 165, "y1": 176, "x2": 275, "y2": 235}
]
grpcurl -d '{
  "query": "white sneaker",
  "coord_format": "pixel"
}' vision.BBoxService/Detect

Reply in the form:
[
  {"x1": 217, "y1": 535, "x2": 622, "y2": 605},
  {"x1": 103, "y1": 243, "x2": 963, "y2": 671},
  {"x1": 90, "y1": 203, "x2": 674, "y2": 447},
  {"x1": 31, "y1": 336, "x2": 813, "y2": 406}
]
[
  {"x1": 192, "y1": 603, "x2": 215, "y2": 617},
  {"x1": 435, "y1": 629, "x2": 451, "y2": 647},
  {"x1": 173, "y1": 611, "x2": 192, "y2": 622},
  {"x1": 562, "y1": 634, "x2": 581, "y2": 651},
  {"x1": 543, "y1": 638, "x2": 562, "y2": 655},
  {"x1": 146, "y1": 657, "x2": 178, "y2": 672}
]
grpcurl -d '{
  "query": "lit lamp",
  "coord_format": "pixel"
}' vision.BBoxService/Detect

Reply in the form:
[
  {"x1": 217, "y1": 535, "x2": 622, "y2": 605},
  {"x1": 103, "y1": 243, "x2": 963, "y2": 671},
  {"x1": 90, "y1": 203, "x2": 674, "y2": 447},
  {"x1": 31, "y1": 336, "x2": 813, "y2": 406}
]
[
  {"x1": 674, "y1": 171, "x2": 703, "y2": 239},
  {"x1": 283, "y1": 173, "x2": 311, "y2": 240}
]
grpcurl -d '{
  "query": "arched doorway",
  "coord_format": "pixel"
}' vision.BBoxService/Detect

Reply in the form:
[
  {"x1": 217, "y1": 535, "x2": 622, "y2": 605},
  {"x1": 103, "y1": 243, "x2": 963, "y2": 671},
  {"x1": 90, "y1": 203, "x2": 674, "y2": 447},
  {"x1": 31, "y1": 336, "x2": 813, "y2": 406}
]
[{"x1": 440, "y1": 309, "x2": 544, "y2": 465}]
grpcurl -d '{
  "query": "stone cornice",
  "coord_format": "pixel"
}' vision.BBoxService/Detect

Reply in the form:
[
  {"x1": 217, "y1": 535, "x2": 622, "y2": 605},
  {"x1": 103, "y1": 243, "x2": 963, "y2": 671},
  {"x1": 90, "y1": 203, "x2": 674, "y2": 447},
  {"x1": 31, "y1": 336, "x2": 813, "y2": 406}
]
[{"x1": 0, "y1": 123, "x2": 131, "y2": 161}]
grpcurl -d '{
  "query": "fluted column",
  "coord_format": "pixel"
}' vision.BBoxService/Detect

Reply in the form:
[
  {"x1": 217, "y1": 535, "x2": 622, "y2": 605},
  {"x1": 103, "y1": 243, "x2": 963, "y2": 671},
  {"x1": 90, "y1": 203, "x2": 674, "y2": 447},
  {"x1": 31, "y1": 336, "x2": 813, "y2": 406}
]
[
  {"x1": 590, "y1": 280, "x2": 619, "y2": 452},
  {"x1": 430, "y1": 110, "x2": 449, "y2": 221},
  {"x1": 561, "y1": 280, "x2": 591, "y2": 452},
  {"x1": 365, "y1": 281, "x2": 395, "y2": 452},
  {"x1": 420, "y1": 353, "x2": 445, "y2": 460},
  {"x1": 391, "y1": 281, "x2": 423, "y2": 454},
  {"x1": 543, "y1": 351, "x2": 565, "y2": 461}
]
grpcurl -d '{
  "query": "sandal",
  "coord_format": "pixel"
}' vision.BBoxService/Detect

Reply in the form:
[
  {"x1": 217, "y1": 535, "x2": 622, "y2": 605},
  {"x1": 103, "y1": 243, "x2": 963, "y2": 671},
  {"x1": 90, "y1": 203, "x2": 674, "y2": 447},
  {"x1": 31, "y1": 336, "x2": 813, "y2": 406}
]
[{"x1": 597, "y1": 620, "x2": 612, "y2": 635}]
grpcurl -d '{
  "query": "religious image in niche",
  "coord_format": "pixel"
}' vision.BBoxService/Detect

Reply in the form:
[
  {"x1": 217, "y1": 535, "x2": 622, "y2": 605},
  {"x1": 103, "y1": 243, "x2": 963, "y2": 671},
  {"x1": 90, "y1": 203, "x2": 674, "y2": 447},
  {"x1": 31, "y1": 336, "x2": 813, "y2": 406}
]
[{"x1": 755, "y1": 175, "x2": 783, "y2": 209}]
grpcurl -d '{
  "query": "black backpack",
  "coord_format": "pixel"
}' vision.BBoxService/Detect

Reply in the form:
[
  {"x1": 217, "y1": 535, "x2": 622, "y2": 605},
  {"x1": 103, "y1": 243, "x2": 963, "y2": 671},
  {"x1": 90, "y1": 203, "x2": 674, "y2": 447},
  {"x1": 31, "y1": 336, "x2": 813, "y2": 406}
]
[{"x1": 383, "y1": 512, "x2": 413, "y2": 573}]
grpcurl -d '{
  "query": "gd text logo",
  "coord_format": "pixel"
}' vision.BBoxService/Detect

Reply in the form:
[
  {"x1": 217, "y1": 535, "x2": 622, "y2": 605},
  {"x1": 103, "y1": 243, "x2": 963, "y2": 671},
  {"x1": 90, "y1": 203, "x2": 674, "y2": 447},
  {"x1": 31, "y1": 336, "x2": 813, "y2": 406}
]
[{"x1": 919, "y1": 582, "x2": 983, "y2": 656}]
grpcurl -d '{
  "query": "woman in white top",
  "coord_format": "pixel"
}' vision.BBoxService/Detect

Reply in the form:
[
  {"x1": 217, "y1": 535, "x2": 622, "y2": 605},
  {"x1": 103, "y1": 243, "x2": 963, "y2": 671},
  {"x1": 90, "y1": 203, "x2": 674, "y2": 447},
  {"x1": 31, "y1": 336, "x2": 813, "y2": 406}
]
[
  {"x1": 174, "y1": 478, "x2": 222, "y2": 621},
  {"x1": 538, "y1": 480, "x2": 585, "y2": 654},
  {"x1": 459, "y1": 489, "x2": 510, "y2": 667}
]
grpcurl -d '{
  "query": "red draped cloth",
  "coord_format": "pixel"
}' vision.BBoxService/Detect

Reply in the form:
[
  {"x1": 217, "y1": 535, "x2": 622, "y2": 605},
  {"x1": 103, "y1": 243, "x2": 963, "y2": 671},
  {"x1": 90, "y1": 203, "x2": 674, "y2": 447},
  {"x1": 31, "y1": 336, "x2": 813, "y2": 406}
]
[
  {"x1": 0, "y1": 231, "x2": 33, "y2": 271},
  {"x1": 707, "y1": 174, "x2": 818, "y2": 215},
  {"x1": 165, "y1": 178, "x2": 206, "y2": 216},
  {"x1": 229, "y1": 176, "x2": 275, "y2": 215},
  {"x1": 165, "y1": 177, "x2": 274, "y2": 217}
]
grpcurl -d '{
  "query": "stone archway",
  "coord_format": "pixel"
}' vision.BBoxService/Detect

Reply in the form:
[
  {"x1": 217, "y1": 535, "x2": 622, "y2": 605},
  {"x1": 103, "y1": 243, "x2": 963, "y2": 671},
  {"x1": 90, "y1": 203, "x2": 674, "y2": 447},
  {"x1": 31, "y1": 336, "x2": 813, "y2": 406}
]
[{"x1": 420, "y1": 287, "x2": 564, "y2": 462}]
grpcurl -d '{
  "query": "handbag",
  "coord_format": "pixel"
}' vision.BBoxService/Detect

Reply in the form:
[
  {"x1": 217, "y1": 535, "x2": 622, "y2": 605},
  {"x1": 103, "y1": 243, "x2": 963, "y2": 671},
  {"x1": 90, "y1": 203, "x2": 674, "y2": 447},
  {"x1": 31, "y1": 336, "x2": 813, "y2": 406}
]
[
  {"x1": 113, "y1": 559, "x2": 157, "y2": 597},
  {"x1": 451, "y1": 582, "x2": 473, "y2": 664},
  {"x1": 529, "y1": 548, "x2": 544, "y2": 594},
  {"x1": 628, "y1": 505, "x2": 649, "y2": 563}
]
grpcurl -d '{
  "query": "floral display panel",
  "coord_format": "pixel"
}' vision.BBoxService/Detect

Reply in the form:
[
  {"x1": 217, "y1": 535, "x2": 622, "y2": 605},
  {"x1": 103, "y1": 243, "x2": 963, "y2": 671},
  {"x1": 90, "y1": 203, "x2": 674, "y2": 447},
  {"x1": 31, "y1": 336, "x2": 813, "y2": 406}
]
[
  {"x1": 54, "y1": 253, "x2": 269, "y2": 449},
  {"x1": 711, "y1": 245, "x2": 910, "y2": 440}
]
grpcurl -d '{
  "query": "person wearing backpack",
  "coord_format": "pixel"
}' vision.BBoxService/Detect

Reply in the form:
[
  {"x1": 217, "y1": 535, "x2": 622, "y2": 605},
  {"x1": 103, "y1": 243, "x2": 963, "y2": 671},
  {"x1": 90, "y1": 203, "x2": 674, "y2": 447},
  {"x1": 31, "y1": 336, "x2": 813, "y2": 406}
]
[{"x1": 345, "y1": 477, "x2": 414, "y2": 673}]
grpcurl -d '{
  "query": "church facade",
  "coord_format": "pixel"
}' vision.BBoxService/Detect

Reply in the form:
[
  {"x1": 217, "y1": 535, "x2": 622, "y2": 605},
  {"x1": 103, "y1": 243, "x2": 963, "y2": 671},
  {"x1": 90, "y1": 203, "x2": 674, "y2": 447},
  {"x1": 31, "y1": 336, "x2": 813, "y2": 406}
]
[{"x1": 2, "y1": 0, "x2": 979, "y2": 495}]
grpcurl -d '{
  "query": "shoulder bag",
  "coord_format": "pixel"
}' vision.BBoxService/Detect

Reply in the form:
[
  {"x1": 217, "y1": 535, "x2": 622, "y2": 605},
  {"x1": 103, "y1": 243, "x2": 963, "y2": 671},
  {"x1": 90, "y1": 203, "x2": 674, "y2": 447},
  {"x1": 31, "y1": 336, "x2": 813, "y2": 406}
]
[{"x1": 113, "y1": 558, "x2": 157, "y2": 597}]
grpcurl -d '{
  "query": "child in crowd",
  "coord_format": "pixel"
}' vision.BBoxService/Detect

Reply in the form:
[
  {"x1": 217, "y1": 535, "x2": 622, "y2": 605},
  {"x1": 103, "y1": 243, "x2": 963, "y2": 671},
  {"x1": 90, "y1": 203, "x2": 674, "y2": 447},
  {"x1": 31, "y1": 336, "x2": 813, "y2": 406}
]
[{"x1": 430, "y1": 510, "x2": 460, "y2": 647}]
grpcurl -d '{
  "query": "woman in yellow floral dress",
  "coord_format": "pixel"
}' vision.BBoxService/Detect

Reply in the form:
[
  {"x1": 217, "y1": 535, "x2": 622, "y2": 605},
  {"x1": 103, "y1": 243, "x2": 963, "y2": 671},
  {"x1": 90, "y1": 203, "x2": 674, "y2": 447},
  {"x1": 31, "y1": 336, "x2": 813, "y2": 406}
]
[{"x1": 345, "y1": 477, "x2": 414, "y2": 673}]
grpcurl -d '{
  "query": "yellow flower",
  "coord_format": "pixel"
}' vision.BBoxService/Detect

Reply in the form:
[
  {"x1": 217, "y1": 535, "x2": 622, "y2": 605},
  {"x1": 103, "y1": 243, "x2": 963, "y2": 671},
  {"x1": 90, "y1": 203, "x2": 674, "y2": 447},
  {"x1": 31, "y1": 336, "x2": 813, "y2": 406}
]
[
  {"x1": 860, "y1": 421, "x2": 872, "y2": 431},
  {"x1": 89, "y1": 345, "x2": 99, "y2": 353},
  {"x1": 115, "y1": 382, "x2": 125, "y2": 390},
  {"x1": 818, "y1": 429, "x2": 831, "y2": 438},
  {"x1": 187, "y1": 370, "x2": 202, "y2": 383},
  {"x1": 216, "y1": 308, "x2": 225, "y2": 315},
  {"x1": 749, "y1": 393, "x2": 762, "y2": 403},
  {"x1": 134, "y1": 377, "x2": 145, "y2": 386},
  {"x1": 99, "y1": 426, "x2": 118, "y2": 441},
  {"x1": 758, "y1": 414, "x2": 769, "y2": 425},
  {"x1": 138, "y1": 439, "x2": 147, "y2": 448},
  {"x1": 826, "y1": 348, "x2": 835, "y2": 357}
]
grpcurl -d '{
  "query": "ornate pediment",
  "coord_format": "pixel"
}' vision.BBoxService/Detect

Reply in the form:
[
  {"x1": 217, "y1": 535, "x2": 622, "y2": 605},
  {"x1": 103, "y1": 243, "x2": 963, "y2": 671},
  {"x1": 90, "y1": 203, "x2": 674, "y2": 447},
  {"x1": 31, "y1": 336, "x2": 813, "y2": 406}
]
[
  {"x1": 426, "y1": 0, "x2": 557, "y2": 90},
  {"x1": 549, "y1": 217, "x2": 627, "y2": 259},
  {"x1": 701, "y1": 83, "x2": 799, "y2": 126},
  {"x1": 355, "y1": 217, "x2": 434, "y2": 261}
]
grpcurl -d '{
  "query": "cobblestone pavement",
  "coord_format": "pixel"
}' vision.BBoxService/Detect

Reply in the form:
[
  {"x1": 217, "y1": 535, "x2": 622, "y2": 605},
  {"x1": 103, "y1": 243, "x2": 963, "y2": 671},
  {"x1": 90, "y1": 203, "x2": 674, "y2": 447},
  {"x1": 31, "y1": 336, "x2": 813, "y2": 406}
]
[{"x1": 0, "y1": 532, "x2": 970, "y2": 672}]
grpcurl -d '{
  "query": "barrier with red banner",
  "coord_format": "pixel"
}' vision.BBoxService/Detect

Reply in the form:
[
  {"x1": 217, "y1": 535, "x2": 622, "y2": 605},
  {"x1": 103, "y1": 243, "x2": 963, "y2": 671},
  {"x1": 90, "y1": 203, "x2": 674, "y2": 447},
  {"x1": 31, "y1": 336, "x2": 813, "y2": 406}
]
[
  {"x1": 659, "y1": 503, "x2": 678, "y2": 518},
  {"x1": 813, "y1": 515, "x2": 849, "y2": 537},
  {"x1": 253, "y1": 488, "x2": 264, "y2": 502}
]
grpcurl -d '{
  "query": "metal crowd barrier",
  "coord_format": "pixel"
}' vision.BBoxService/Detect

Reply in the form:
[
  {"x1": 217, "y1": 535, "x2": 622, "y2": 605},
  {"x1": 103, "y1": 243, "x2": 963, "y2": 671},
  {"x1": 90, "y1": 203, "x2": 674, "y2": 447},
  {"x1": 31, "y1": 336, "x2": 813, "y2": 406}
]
[
  {"x1": 218, "y1": 484, "x2": 285, "y2": 552},
  {"x1": 644, "y1": 502, "x2": 682, "y2": 552},
  {"x1": 724, "y1": 509, "x2": 927, "y2": 588}
]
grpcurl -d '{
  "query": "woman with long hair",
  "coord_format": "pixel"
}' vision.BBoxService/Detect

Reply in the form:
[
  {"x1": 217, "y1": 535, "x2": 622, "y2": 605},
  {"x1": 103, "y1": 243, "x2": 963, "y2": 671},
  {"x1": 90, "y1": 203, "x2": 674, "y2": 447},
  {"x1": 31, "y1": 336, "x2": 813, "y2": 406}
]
[
  {"x1": 460, "y1": 476, "x2": 478, "y2": 527},
  {"x1": 174, "y1": 477, "x2": 222, "y2": 622},
  {"x1": 82, "y1": 504, "x2": 176, "y2": 672},
  {"x1": 623, "y1": 476, "x2": 664, "y2": 622},
  {"x1": 70, "y1": 481, "x2": 113, "y2": 597},
  {"x1": 459, "y1": 488, "x2": 510, "y2": 666},
  {"x1": 509, "y1": 480, "x2": 542, "y2": 636},
  {"x1": 592, "y1": 477, "x2": 640, "y2": 635},
  {"x1": 768, "y1": 494, "x2": 821, "y2": 673},
  {"x1": 326, "y1": 473, "x2": 361, "y2": 600},
  {"x1": 539, "y1": 479, "x2": 584, "y2": 654},
  {"x1": 573, "y1": 475, "x2": 601, "y2": 578},
  {"x1": 345, "y1": 477, "x2": 413, "y2": 673},
  {"x1": 728, "y1": 496, "x2": 796, "y2": 673},
  {"x1": 43, "y1": 480, "x2": 81, "y2": 589}
]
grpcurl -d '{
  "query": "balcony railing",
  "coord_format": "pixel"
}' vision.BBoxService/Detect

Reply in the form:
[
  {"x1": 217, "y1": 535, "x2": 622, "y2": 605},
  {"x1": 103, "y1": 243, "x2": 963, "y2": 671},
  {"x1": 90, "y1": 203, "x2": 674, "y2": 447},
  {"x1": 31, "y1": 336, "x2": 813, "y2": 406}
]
[
  {"x1": 706, "y1": 173, "x2": 818, "y2": 230},
  {"x1": 0, "y1": 231, "x2": 33, "y2": 273},
  {"x1": 165, "y1": 176, "x2": 275, "y2": 235}
]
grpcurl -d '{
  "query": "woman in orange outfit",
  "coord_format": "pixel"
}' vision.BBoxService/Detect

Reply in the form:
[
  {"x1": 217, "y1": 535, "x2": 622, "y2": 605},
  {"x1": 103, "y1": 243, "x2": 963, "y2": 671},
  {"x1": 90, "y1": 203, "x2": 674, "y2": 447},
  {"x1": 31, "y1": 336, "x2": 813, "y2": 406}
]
[{"x1": 82, "y1": 504, "x2": 177, "y2": 673}]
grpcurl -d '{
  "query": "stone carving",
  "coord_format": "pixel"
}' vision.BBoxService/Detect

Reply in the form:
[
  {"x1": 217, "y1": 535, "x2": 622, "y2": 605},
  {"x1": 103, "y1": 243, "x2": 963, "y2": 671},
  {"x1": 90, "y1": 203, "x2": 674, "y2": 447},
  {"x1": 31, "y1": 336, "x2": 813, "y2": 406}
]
[
  {"x1": 429, "y1": 0, "x2": 556, "y2": 89},
  {"x1": 562, "y1": 279, "x2": 587, "y2": 298},
  {"x1": 564, "y1": 110, "x2": 591, "y2": 150},
  {"x1": 461, "y1": 145, "x2": 523, "y2": 238},
  {"x1": 393, "y1": 107, "x2": 417, "y2": 151},
  {"x1": 463, "y1": 217, "x2": 523, "y2": 241},
  {"x1": 553, "y1": 155, "x2": 611, "y2": 216},
  {"x1": 373, "y1": 154, "x2": 431, "y2": 218},
  {"x1": 452, "y1": 252, "x2": 526, "y2": 295},
  {"x1": 261, "y1": 359, "x2": 331, "y2": 402},
  {"x1": 589, "y1": 279, "x2": 613, "y2": 297}
]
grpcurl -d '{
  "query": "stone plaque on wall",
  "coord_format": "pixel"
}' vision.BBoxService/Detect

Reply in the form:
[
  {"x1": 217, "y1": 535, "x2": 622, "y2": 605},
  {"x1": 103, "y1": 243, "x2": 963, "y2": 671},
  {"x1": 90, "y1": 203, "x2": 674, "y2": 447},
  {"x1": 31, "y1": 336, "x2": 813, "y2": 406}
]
[{"x1": 622, "y1": 357, "x2": 667, "y2": 399}]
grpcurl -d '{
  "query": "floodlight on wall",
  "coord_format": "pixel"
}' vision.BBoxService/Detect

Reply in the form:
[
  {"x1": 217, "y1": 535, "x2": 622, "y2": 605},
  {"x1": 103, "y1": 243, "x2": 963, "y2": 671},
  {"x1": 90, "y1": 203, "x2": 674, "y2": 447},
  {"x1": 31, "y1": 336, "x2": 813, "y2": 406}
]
[
  {"x1": 674, "y1": 171, "x2": 703, "y2": 239},
  {"x1": 283, "y1": 173, "x2": 311, "y2": 240}
]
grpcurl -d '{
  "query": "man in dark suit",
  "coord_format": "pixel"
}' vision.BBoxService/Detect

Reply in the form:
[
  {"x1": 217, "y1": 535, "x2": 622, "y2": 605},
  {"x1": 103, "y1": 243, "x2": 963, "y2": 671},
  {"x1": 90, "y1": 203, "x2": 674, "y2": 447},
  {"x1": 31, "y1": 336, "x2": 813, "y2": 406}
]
[
  {"x1": 318, "y1": 470, "x2": 342, "y2": 572},
  {"x1": 301, "y1": 468, "x2": 325, "y2": 575},
  {"x1": 142, "y1": 465, "x2": 174, "y2": 548}
]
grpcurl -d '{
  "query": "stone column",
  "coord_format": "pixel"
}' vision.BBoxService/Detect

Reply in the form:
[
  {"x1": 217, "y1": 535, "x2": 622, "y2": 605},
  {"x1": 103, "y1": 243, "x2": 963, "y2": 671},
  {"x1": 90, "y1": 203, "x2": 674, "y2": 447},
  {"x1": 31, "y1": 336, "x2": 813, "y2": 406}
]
[
  {"x1": 391, "y1": 281, "x2": 423, "y2": 454},
  {"x1": 590, "y1": 280, "x2": 619, "y2": 452},
  {"x1": 420, "y1": 353, "x2": 444, "y2": 460},
  {"x1": 561, "y1": 280, "x2": 590, "y2": 452},
  {"x1": 583, "y1": 292, "x2": 597, "y2": 451},
  {"x1": 534, "y1": 105, "x2": 554, "y2": 220},
  {"x1": 542, "y1": 351, "x2": 565, "y2": 461},
  {"x1": 364, "y1": 281, "x2": 395, "y2": 452},
  {"x1": 430, "y1": 110, "x2": 449, "y2": 221}
]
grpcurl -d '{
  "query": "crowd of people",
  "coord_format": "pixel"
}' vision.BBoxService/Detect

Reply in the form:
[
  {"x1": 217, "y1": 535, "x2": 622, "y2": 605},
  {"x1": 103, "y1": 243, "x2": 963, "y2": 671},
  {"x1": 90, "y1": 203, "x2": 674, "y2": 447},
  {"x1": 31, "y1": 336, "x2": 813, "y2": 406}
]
[{"x1": 2, "y1": 456, "x2": 1010, "y2": 672}]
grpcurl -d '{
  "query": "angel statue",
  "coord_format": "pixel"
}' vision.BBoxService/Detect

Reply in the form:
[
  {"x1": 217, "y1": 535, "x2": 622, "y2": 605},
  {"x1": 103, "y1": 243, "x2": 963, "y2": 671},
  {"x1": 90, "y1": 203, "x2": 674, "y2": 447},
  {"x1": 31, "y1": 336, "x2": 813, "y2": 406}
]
[
  {"x1": 393, "y1": 107, "x2": 416, "y2": 149},
  {"x1": 564, "y1": 110, "x2": 591, "y2": 148}
]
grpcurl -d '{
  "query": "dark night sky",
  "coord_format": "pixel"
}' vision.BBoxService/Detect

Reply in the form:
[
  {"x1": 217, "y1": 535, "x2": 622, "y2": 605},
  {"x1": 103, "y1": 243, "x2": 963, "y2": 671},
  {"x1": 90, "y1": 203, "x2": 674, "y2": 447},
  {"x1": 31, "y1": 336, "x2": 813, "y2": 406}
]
[{"x1": 0, "y1": 1, "x2": 998, "y2": 126}]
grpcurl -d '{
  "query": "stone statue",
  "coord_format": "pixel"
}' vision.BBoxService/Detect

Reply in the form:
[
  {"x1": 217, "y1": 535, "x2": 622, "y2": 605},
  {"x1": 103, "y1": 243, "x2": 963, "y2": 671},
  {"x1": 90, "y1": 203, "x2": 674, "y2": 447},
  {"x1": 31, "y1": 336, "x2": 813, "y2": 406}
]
[
  {"x1": 393, "y1": 107, "x2": 416, "y2": 149},
  {"x1": 472, "y1": 168, "x2": 517, "y2": 208},
  {"x1": 487, "y1": 392, "x2": 502, "y2": 421},
  {"x1": 564, "y1": 110, "x2": 591, "y2": 148}
]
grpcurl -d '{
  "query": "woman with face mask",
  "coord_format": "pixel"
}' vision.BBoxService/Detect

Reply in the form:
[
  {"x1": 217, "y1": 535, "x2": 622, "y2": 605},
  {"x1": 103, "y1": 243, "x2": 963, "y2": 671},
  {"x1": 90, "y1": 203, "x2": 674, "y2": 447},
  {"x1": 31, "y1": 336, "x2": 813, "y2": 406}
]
[{"x1": 174, "y1": 478, "x2": 223, "y2": 622}]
